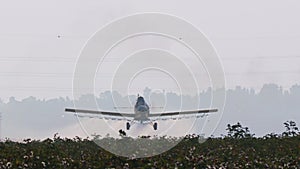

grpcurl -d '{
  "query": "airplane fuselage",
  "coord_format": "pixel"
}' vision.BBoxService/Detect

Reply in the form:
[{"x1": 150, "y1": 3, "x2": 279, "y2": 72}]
[{"x1": 134, "y1": 96, "x2": 150, "y2": 123}]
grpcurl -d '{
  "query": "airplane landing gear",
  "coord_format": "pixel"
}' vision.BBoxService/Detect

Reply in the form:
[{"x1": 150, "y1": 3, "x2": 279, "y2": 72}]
[
  {"x1": 153, "y1": 122, "x2": 158, "y2": 130},
  {"x1": 126, "y1": 122, "x2": 131, "y2": 130}
]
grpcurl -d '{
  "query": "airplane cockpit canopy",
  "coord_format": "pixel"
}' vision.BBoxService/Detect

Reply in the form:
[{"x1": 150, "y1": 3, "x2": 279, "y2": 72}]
[{"x1": 136, "y1": 96, "x2": 145, "y2": 105}]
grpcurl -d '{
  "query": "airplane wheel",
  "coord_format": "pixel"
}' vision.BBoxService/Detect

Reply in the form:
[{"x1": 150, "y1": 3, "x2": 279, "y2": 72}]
[
  {"x1": 153, "y1": 122, "x2": 158, "y2": 130},
  {"x1": 126, "y1": 122, "x2": 130, "y2": 130}
]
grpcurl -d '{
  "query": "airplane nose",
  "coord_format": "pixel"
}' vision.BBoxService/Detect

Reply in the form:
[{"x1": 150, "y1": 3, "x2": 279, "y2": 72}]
[{"x1": 138, "y1": 106, "x2": 147, "y2": 112}]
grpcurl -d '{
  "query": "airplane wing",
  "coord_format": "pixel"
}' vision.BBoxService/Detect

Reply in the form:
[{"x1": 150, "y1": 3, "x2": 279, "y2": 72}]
[
  {"x1": 65, "y1": 108, "x2": 135, "y2": 120},
  {"x1": 149, "y1": 108, "x2": 217, "y2": 120}
]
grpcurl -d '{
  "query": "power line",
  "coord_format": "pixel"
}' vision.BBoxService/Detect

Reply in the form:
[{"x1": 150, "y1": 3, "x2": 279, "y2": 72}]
[
  {"x1": 0, "y1": 55, "x2": 300, "y2": 63},
  {"x1": 223, "y1": 55, "x2": 300, "y2": 60},
  {"x1": 0, "y1": 33, "x2": 88, "y2": 39},
  {"x1": 0, "y1": 70, "x2": 298, "y2": 78}
]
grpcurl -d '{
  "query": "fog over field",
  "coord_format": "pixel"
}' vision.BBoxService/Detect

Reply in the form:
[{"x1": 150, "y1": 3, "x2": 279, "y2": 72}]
[{"x1": 1, "y1": 84, "x2": 299, "y2": 140}]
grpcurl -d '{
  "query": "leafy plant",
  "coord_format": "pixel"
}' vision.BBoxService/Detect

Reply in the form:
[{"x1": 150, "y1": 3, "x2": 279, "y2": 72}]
[
  {"x1": 282, "y1": 120, "x2": 299, "y2": 137},
  {"x1": 226, "y1": 122, "x2": 254, "y2": 139}
]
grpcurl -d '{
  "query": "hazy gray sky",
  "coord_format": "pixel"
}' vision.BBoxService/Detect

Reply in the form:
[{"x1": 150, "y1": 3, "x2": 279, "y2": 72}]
[
  {"x1": 1, "y1": 1, "x2": 300, "y2": 140},
  {"x1": 0, "y1": 0, "x2": 300, "y2": 101}
]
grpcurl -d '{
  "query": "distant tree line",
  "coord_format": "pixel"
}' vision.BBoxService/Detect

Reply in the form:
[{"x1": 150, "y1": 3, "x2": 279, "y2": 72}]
[{"x1": 0, "y1": 83, "x2": 300, "y2": 138}]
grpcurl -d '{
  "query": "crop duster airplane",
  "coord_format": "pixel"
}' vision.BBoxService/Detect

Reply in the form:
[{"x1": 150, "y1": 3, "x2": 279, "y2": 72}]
[{"x1": 65, "y1": 95, "x2": 217, "y2": 130}]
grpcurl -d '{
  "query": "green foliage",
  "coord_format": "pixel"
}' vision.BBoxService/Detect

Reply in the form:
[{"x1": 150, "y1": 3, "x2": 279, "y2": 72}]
[
  {"x1": 263, "y1": 132, "x2": 279, "y2": 139},
  {"x1": 0, "y1": 134, "x2": 299, "y2": 168},
  {"x1": 0, "y1": 122, "x2": 299, "y2": 168},
  {"x1": 226, "y1": 122, "x2": 254, "y2": 139},
  {"x1": 282, "y1": 120, "x2": 299, "y2": 137}
]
